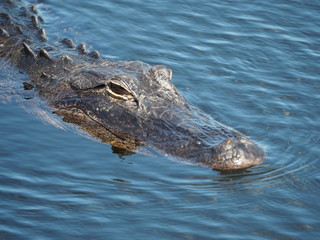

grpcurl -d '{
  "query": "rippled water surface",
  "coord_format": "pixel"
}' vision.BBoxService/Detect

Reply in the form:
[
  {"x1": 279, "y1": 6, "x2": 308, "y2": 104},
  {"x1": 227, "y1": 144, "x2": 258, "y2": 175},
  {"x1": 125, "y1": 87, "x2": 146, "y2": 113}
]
[{"x1": 1, "y1": 0, "x2": 320, "y2": 239}]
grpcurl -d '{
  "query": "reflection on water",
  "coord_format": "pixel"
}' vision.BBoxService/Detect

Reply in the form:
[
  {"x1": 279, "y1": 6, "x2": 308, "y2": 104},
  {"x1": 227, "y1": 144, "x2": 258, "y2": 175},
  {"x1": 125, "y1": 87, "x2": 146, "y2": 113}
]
[{"x1": 1, "y1": 0, "x2": 320, "y2": 239}]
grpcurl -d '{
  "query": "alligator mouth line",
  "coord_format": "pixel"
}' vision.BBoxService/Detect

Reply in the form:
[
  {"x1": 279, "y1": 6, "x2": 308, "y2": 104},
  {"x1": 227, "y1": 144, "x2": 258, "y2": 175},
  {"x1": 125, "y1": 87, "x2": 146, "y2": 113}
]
[{"x1": 54, "y1": 107, "x2": 145, "y2": 151}]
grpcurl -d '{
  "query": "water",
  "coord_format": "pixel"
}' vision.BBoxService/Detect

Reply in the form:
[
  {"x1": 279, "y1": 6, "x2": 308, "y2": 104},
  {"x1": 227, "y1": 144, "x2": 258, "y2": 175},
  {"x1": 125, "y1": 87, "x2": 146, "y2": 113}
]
[{"x1": 1, "y1": 0, "x2": 319, "y2": 239}]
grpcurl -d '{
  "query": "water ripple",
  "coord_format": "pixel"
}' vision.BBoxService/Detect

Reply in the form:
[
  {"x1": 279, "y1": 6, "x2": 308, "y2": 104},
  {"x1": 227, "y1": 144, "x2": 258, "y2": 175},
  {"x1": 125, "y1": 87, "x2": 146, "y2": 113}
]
[{"x1": 1, "y1": 0, "x2": 320, "y2": 239}]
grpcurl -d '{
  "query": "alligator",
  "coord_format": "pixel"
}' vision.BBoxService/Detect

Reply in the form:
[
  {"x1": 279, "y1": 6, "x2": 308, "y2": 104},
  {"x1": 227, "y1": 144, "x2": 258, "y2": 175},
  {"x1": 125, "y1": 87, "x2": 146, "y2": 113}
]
[{"x1": 0, "y1": 0, "x2": 264, "y2": 170}]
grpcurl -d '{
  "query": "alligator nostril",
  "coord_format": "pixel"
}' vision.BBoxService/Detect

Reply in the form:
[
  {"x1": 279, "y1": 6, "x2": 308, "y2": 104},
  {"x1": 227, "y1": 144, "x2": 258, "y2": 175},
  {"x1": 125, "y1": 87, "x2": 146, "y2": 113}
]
[{"x1": 199, "y1": 137, "x2": 264, "y2": 170}]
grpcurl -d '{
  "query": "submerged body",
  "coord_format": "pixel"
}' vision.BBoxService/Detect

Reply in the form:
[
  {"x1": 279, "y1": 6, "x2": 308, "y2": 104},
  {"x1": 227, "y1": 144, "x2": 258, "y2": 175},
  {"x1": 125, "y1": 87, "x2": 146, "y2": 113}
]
[{"x1": 0, "y1": 0, "x2": 264, "y2": 170}]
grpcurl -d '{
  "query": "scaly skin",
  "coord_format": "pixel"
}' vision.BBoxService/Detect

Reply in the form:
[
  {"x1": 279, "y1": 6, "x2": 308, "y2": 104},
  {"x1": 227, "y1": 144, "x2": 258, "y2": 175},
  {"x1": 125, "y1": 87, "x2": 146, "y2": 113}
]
[{"x1": 0, "y1": 0, "x2": 264, "y2": 170}]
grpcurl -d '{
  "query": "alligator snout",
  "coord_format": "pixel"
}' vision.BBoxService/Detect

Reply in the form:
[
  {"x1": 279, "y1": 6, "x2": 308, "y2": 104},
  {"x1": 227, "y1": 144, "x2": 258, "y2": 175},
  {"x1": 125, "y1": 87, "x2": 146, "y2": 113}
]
[{"x1": 199, "y1": 137, "x2": 264, "y2": 171}]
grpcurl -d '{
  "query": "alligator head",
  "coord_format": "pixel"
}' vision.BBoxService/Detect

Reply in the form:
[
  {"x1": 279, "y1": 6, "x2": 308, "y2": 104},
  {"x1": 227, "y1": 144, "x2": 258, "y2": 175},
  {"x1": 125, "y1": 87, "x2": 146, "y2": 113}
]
[
  {"x1": 44, "y1": 60, "x2": 264, "y2": 171},
  {"x1": 0, "y1": 0, "x2": 264, "y2": 170}
]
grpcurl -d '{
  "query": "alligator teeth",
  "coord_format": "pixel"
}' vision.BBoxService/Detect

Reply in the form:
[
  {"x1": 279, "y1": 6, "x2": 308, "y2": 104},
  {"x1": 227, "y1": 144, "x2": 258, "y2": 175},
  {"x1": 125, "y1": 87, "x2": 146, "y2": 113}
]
[
  {"x1": 22, "y1": 42, "x2": 36, "y2": 59},
  {"x1": 61, "y1": 38, "x2": 75, "y2": 48}
]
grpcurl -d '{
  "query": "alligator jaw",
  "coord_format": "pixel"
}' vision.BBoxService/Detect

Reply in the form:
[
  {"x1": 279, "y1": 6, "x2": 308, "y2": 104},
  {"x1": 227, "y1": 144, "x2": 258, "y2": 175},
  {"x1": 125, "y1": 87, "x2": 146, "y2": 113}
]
[{"x1": 53, "y1": 107, "x2": 145, "y2": 151}]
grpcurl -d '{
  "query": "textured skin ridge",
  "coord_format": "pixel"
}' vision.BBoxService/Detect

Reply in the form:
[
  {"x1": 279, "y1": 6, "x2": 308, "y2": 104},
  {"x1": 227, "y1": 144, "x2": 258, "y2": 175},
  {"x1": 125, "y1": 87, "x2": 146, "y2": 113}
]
[{"x1": 0, "y1": 0, "x2": 264, "y2": 170}]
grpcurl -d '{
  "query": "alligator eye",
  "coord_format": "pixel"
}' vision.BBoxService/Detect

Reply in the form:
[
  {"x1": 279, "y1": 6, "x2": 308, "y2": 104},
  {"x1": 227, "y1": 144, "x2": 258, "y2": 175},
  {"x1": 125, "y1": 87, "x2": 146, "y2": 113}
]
[
  {"x1": 109, "y1": 82, "x2": 129, "y2": 95},
  {"x1": 107, "y1": 81, "x2": 134, "y2": 101}
]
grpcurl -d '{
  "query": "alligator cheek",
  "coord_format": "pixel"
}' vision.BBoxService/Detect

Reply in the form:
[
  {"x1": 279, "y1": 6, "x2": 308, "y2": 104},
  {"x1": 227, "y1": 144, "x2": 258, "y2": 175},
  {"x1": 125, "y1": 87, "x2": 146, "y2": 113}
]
[{"x1": 198, "y1": 137, "x2": 264, "y2": 171}]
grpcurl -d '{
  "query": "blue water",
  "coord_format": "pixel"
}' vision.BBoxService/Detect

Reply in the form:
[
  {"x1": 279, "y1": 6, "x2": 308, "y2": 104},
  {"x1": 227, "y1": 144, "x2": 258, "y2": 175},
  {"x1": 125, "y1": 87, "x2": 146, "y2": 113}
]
[{"x1": 1, "y1": 0, "x2": 320, "y2": 239}]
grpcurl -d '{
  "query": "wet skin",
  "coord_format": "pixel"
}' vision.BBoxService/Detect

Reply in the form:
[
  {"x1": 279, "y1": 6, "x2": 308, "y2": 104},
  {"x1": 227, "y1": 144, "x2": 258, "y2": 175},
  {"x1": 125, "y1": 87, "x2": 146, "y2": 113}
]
[{"x1": 0, "y1": 0, "x2": 264, "y2": 170}]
